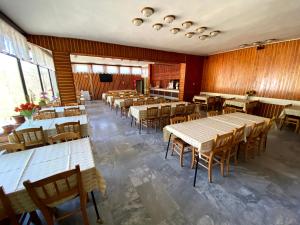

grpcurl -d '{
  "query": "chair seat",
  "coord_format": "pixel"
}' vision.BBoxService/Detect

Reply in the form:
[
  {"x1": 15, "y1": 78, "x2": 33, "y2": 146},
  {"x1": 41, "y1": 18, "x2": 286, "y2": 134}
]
[{"x1": 173, "y1": 138, "x2": 189, "y2": 147}]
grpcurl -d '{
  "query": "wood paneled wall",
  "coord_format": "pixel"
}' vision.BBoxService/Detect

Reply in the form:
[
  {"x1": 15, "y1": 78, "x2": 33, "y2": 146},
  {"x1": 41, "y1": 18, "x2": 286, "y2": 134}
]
[
  {"x1": 150, "y1": 64, "x2": 181, "y2": 88},
  {"x1": 202, "y1": 39, "x2": 300, "y2": 100},
  {"x1": 27, "y1": 35, "x2": 191, "y2": 103},
  {"x1": 73, "y1": 73, "x2": 141, "y2": 100}
]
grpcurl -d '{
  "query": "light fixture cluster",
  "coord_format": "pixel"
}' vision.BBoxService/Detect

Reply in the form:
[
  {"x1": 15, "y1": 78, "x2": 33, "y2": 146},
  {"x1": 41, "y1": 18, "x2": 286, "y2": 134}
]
[
  {"x1": 132, "y1": 7, "x2": 222, "y2": 41},
  {"x1": 239, "y1": 39, "x2": 278, "y2": 48}
]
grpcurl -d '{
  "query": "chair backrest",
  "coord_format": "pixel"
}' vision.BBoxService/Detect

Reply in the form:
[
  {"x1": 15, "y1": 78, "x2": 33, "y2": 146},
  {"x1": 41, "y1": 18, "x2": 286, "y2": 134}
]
[
  {"x1": 49, "y1": 132, "x2": 81, "y2": 144},
  {"x1": 207, "y1": 111, "x2": 218, "y2": 117},
  {"x1": 175, "y1": 104, "x2": 186, "y2": 115},
  {"x1": 170, "y1": 116, "x2": 186, "y2": 124},
  {"x1": 13, "y1": 127, "x2": 46, "y2": 148},
  {"x1": 37, "y1": 110, "x2": 56, "y2": 120},
  {"x1": 55, "y1": 121, "x2": 81, "y2": 136},
  {"x1": 223, "y1": 107, "x2": 236, "y2": 114},
  {"x1": 249, "y1": 122, "x2": 266, "y2": 139},
  {"x1": 213, "y1": 132, "x2": 234, "y2": 153},
  {"x1": 124, "y1": 99, "x2": 133, "y2": 108},
  {"x1": 0, "y1": 186, "x2": 19, "y2": 224},
  {"x1": 185, "y1": 104, "x2": 196, "y2": 115},
  {"x1": 0, "y1": 143, "x2": 25, "y2": 153},
  {"x1": 133, "y1": 100, "x2": 144, "y2": 106},
  {"x1": 207, "y1": 97, "x2": 215, "y2": 104},
  {"x1": 232, "y1": 125, "x2": 246, "y2": 145},
  {"x1": 188, "y1": 113, "x2": 201, "y2": 121},
  {"x1": 146, "y1": 98, "x2": 155, "y2": 105},
  {"x1": 23, "y1": 165, "x2": 85, "y2": 217},
  {"x1": 160, "y1": 105, "x2": 171, "y2": 117},
  {"x1": 64, "y1": 107, "x2": 81, "y2": 117},
  {"x1": 146, "y1": 107, "x2": 159, "y2": 119},
  {"x1": 64, "y1": 103, "x2": 78, "y2": 107}
]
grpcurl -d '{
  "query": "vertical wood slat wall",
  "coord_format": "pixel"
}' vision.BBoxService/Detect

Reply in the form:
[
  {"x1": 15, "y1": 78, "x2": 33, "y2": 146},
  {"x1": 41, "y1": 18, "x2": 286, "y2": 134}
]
[
  {"x1": 27, "y1": 35, "x2": 197, "y2": 104},
  {"x1": 150, "y1": 64, "x2": 181, "y2": 88}
]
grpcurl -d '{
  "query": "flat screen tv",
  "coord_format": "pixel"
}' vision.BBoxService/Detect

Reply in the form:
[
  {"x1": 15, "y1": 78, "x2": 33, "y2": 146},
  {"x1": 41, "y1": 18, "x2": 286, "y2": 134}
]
[{"x1": 99, "y1": 73, "x2": 113, "y2": 82}]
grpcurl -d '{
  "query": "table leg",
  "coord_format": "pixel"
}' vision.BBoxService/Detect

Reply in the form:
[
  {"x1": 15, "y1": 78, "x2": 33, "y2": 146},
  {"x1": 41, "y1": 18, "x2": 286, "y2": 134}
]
[
  {"x1": 193, "y1": 155, "x2": 199, "y2": 187},
  {"x1": 164, "y1": 133, "x2": 172, "y2": 159},
  {"x1": 91, "y1": 191, "x2": 103, "y2": 224}
]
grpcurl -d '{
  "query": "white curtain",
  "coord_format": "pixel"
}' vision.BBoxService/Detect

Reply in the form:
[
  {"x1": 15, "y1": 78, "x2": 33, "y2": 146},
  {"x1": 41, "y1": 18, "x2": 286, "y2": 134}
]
[
  {"x1": 0, "y1": 18, "x2": 30, "y2": 60},
  {"x1": 29, "y1": 43, "x2": 55, "y2": 70}
]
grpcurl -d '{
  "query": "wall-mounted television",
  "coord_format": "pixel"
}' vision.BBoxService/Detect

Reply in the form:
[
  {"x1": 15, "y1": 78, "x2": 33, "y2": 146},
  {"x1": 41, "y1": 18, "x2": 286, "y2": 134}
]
[{"x1": 99, "y1": 73, "x2": 113, "y2": 82}]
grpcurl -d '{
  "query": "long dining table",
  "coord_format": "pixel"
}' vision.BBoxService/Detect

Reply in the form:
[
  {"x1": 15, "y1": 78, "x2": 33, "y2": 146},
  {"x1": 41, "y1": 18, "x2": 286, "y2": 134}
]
[
  {"x1": 0, "y1": 138, "x2": 106, "y2": 216},
  {"x1": 40, "y1": 105, "x2": 86, "y2": 117},
  {"x1": 8, "y1": 115, "x2": 89, "y2": 143}
]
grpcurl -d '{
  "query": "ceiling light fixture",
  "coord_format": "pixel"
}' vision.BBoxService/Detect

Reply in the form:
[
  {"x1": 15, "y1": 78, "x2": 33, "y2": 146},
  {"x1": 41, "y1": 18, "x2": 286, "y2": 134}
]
[
  {"x1": 132, "y1": 18, "x2": 143, "y2": 26},
  {"x1": 164, "y1": 15, "x2": 176, "y2": 23},
  {"x1": 170, "y1": 28, "x2": 180, "y2": 34},
  {"x1": 196, "y1": 27, "x2": 207, "y2": 33},
  {"x1": 239, "y1": 44, "x2": 250, "y2": 48},
  {"x1": 210, "y1": 30, "x2": 221, "y2": 37},
  {"x1": 199, "y1": 35, "x2": 209, "y2": 40},
  {"x1": 185, "y1": 32, "x2": 195, "y2": 38},
  {"x1": 153, "y1": 23, "x2": 163, "y2": 30},
  {"x1": 182, "y1": 21, "x2": 193, "y2": 29},
  {"x1": 141, "y1": 7, "x2": 154, "y2": 17},
  {"x1": 252, "y1": 41, "x2": 263, "y2": 46},
  {"x1": 264, "y1": 39, "x2": 277, "y2": 44}
]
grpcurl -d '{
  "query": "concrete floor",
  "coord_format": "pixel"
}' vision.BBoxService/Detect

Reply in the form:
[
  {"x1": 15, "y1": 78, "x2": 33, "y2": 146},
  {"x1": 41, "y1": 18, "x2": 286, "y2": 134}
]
[{"x1": 59, "y1": 101, "x2": 300, "y2": 225}]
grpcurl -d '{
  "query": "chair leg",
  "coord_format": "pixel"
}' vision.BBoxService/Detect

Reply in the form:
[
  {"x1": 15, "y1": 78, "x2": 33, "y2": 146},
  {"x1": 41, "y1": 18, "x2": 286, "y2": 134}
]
[
  {"x1": 180, "y1": 147, "x2": 184, "y2": 167},
  {"x1": 220, "y1": 154, "x2": 225, "y2": 177},
  {"x1": 226, "y1": 151, "x2": 231, "y2": 176},
  {"x1": 208, "y1": 153, "x2": 214, "y2": 183}
]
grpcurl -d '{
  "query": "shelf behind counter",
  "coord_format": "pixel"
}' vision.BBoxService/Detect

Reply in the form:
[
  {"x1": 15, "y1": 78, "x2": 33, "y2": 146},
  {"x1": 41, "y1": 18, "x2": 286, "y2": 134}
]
[{"x1": 150, "y1": 88, "x2": 179, "y2": 100}]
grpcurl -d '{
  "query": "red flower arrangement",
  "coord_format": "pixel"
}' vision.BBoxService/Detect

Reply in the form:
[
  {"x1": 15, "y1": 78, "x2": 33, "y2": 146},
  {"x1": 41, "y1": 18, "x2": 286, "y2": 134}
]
[{"x1": 15, "y1": 102, "x2": 40, "y2": 119}]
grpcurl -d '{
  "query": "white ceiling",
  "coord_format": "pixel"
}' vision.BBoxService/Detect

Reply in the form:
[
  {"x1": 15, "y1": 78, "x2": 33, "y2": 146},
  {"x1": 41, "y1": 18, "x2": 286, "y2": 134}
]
[
  {"x1": 70, "y1": 55, "x2": 151, "y2": 67},
  {"x1": 1, "y1": 0, "x2": 300, "y2": 55}
]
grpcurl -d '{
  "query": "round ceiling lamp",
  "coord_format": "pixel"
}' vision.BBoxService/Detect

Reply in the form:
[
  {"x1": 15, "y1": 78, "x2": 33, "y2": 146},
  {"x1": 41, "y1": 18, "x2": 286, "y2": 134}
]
[
  {"x1": 239, "y1": 44, "x2": 250, "y2": 48},
  {"x1": 264, "y1": 39, "x2": 277, "y2": 44},
  {"x1": 196, "y1": 27, "x2": 207, "y2": 33},
  {"x1": 164, "y1": 15, "x2": 176, "y2": 23},
  {"x1": 132, "y1": 18, "x2": 143, "y2": 26},
  {"x1": 185, "y1": 32, "x2": 195, "y2": 38},
  {"x1": 252, "y1": 41, "x2": 263, "y2": 46},
  {"x1": 141, "y1": 7, "x2": 154, "y2": 17},
  {"x1": 199, "y1": 35, "x2": 209, "y2": 40},
  {"x1": 182, "y1": 21, "x2": 193, "y2": 29},
  {"x1": 210, "y1": 30, "x2": 221, "y2": 37},
  {"x1": 170, "y1": 28, "x2": 180, "y2": 34},
  {"x1": 153, "y1": 23, "x2": 163, "y2": 30}
]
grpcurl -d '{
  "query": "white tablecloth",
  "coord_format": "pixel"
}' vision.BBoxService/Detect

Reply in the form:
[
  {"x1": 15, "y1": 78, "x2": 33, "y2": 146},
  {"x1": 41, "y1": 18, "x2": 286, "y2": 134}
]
[
  {"x1": 163, "y1": 112, "x2": 269, "y2": 153},
  {"x1": 279, "y1": 105, "x2": 300, "y2": 118},
  {"x1": 41, "y1": 105, "x2": 86, "y2": 117},
  {"x1": 193, "y1": 95, "x2": 209, "y2": 103},
  {"x1": 8, "y1": 115, "x2": 89, "y2": 143},
  {"x1": 114, "y1": 96, "x2": 157, "y2": 108},
  {"x1": 0, "y1": 138, "x2": 106, "y2": 214},
  {"x1": 223, "y1": 99, "x2": 258, "y2": 112},
  {"x1": 129, "y1": 102, "x2": 189, "y2": 121}
]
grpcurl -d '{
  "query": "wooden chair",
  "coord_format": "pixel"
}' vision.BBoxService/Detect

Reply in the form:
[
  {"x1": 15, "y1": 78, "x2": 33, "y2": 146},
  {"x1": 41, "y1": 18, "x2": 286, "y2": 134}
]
[
  {"x1": 0, "y1": 143, "x2": 25, "y2": 153},
  {"x1": 64, "y1": 103, "x2": 79, "y2": 106},
  {"x1": 0, "y1": 186, "x2": 19, "y2": 225},
  {"x1": 49, "y1": 132, "x2": 81, "y2": 144},
  {"x1": 160, "y1": 105, "x2": 171, "y2": 128},
  {"x1": 35, "y1": 110, "x2": 56, "y2": 120},
  {"x1": 188, "y1": 113, "x2": 201, "y2": 121},
  {"x1": 120, "y1": 99, "x2": 133, "y2": 118},
  {"x1": 13, "y1": 127, "x2": 46, "y2": 149},
  {"x1": 193, "y1": 132, "x2": 234, "y2": 184},
  {"x1": 174, "y1": 104, "x2": 186, "y2": 117},
  {"x1": 226, "y1": 125, "x2": 246, "y2": 174},
  {"x1": 185, "y1": 104, "x2": 196, "y2": 116},
  {"x1": 207, "y1": 111, "x2": 219, "y2": 117},
  {"x1": 222, "y1": 107, "x2": 236, "y2": 114},
  {"x1": 214, "y1": 96, "x2": 222, "y2": 111},
  {"x1": 145, "y1": 98, "x2": 155, "y2": 105},
  {"x1": 201, "y1": 97, "x2": 215, "y2": 111},
  {"x1": 133, "y1": 99, "x2": 144, "y2": 106},
  {"x1": 279, "y1": 105, "x2": 300, "y2": 132},
  {"x1": 259, "y1": 117, "x2": 275, "y2": 153},
  {"x1": 240, "y1": 122, "x2": 265, "y2": 161},
  {"x1": 55, "y1": 121, "x2": 81, "y2": 137},
  {"x1": 141, "y1": 107, "x2": 159, "y2": 132},
  {"x1": 23, "y1": 165, "x2": 91, "y2": 225},
  {"x1": 64, "y1": 107, "x2": 81, "y2": 117}
]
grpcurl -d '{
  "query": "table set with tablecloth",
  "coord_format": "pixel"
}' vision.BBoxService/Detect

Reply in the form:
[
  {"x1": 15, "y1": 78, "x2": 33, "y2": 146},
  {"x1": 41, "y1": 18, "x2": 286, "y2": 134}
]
[{"x1": 40, "y1": 105, "x2": 86, "y2": 117}]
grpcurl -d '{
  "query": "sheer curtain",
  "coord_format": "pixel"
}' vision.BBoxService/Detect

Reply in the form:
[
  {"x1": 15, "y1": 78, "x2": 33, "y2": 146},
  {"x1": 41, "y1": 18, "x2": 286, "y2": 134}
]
[
  {"x1": 0, "y1": 18, "x2": 30, "y2": 60},
  {"x1": 29, "y1": 43, "x2": 55, "y2": 70}
]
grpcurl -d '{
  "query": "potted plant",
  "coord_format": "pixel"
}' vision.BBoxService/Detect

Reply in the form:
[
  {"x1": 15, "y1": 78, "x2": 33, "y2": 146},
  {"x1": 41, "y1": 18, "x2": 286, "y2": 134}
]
[
  {"x1": 14, "y1": 102, "x2": 40, "y2": 121},
  {"x1": 39, "y1": 92, "x2": 50, "y2": 107},
  {"x1": 245, "y1": 90, "x2": 256, "y2": 100}
]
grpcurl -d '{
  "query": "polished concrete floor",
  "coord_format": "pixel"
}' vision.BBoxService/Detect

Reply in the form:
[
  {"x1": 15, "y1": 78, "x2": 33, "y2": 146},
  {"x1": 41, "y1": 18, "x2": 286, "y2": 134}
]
[{"x1": 59, "y1": 101, "x2": 300, "y2": 225}]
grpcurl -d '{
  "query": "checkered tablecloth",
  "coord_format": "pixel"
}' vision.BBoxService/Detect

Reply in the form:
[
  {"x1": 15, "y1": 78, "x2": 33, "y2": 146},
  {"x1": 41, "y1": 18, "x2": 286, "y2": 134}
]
[
  {"x1": 8, "y1": 115, "x2": 89, "y2": 143},
  {"x1": 40, "y1": 105, "x2": 86, "y2": 117},
  {"x1": 163, "y1": 112, "x2": 269, "y2": 153},
  {"x1": 279, "y1": 105, "x2": 300, "y2": 118},
  {"x1": 0, "y1": 138, "x2": 106, "y2": 214}
]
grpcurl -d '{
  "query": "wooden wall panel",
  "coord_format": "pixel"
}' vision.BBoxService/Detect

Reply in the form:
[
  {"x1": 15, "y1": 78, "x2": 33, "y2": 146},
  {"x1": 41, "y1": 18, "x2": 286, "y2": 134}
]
[
  {"x1": 73, "y1": 73, "x2": 141, "y2": 100},
  {"x1": 202, "y1": 39, "x2": 300, "y2": 100},
  {"x1": 150, "y1": 64, "x2": 181, "y2": 88}
]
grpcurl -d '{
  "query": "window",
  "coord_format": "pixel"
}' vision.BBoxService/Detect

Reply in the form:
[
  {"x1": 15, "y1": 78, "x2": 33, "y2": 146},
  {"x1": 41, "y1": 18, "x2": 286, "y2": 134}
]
[
  {"x1": 49, "y1": 70, "x2": 59, "y2": 99},
  {"x1": 132, "y1": 67, "x2": 142, "y2": 75},
  {"x1": 21, "y1": 61, "x2": 42, "y2": 103},
  {"x1": 120, "y1": 66, "x2": 131, "y2": 74},
  {"x1": 40, "y1": 67, "x2": 53, "y2": 98},
  {"x1": 92, "y1": 65, "x2": 104, "y2": 73},
  {"x1": 106, "y1": 65, "x2": 118, "y2": 74},
  {"x1": 73, "y1": 64, "x2": 89, "y2": 73},
  {"x1": 0, "y1": 53, "x2": 26, "y2": 123}
]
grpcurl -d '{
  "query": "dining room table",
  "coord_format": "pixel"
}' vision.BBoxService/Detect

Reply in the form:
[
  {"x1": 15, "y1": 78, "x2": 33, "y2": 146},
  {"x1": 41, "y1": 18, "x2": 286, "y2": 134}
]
[
  {"x1": 279, "y1": 105, "x2": 300, "y2": 118},
  {"x1": 193, "y1": 94, "x2": 210, "y2": 104},
  {"x1": 223, "y1": 98, "x2": 258, "y2": 112},
  {"x1": 0, "y1": 138, "x2": 106, "y2": 217},
  {"x1": 40, "y1": 105, "x2": 86, "y2": 117},
  {"x1": 8, "y1": 115, "x2": 89, "y2": 143}
]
